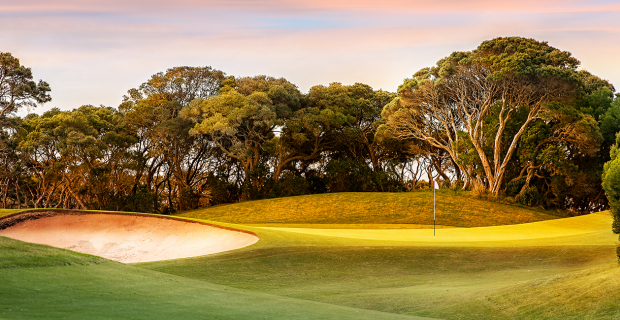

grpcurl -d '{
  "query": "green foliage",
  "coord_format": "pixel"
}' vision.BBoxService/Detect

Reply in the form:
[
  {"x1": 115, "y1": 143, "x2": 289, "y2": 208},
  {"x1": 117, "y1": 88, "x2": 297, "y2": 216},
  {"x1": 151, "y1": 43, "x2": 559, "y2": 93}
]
[
  {"x1": 105, "y1": 185, "x2": 159, "y2": 213},
  {"x1": 476, "y1": 36, "x2": 580, "y2": 81},
  {"x1": 602, "y1": 133, "x2": 620, "y2": 236},
  {"x1": 265, "y1": 172, "x2": 309, "y2": 198},
  {"x1": 324, "y1": 159, "x2": 405, "y2": 193},
  {"x1": 505, "y1": 179, "x2": 525, "y2": 197},
  {"x1": 0, "y1": 42, "x2": 616, "y2": 215},
  {"x1": 0, "y1": 52, "x2": 51, "y2": 119},
  {"x1": 515, "y1": 186, "x2": 542, "y2": 207}
]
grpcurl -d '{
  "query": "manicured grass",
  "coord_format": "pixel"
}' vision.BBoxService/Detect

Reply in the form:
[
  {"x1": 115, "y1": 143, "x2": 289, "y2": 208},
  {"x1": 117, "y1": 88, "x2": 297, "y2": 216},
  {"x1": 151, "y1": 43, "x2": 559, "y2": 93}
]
[
  {"x1": 139, "y1": 245, "x2": 617, "y2": 319},
  {"x1": 2, "y1": 197, "x2": 618, "y2": 319},
  {"x1": 0, "y1": 236, "x2": 107, "y2": 268},
  {"x1": 179, "y1": 190, "x2": 566, "y2": 227},
  {"x1": 0, "y1": 252, "x2": 432, "y2": 319},
  {"x1": 138, "y1": 210, "x2": 620, "y2": 319},
  {"x1": 253, "y1": 212, "x2": 616, "y2": 247},
  {"x1": 415, "y1": 263, "x2": 620, "y2": 320}
]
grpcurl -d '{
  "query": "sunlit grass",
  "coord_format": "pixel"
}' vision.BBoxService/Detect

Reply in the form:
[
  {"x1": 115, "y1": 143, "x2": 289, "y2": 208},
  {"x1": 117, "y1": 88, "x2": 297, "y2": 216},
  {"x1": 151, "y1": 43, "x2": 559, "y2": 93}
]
[
  {"x1": 0, "y1": 236, "x2": 107, "y2": 268},
  {"x1": 2, "y1": 196, "x2": 618, "y2": 319},
  {"x1": 179, "y1": 190, "x2": 566, "y2": 227},
  {"x1": 0, "y1": 209, "x2": 31, "y2": 218},
  {"x1": 0, "y1": 250, "x2": 432, "y2": 320}
]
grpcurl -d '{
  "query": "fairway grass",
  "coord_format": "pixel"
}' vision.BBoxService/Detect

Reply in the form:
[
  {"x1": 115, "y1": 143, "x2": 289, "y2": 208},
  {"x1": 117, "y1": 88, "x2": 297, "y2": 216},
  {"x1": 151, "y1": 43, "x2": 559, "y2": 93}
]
[
  {"x1": 145, "y1": 208, "x2": 619, "y2": 319},
  {"x1": 2, "y1": 197, "x2": 619, "y2": 319},
  {"x1": 179, "y1": 191, "x2": 565, "y2": 227},
  {"x1": 0, "y1": 236, "x2": 107, "y2": 268},
  {"x1": 255, "y1": 211, "x2": 616, "y2": 246},
  {"x1": 0, "y1": 257, "x2": 433, "y2": 320},
  {"x1": 139, "y1": 245, "x2": 617, "y2": 319}
]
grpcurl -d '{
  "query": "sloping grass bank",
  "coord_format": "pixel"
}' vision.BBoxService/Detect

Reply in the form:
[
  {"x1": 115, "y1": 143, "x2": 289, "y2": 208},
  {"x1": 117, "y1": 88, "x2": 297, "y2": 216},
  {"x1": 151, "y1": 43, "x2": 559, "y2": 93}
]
[
  {"x1": 179, "y1": 191, "x2": 565, "y2": 227},
  {"x1": 0, "y1": 236, "x2": 433, "y2": 320},
  {"x1": 0, "y1": 209, "x2": 30, "y2": 219}
]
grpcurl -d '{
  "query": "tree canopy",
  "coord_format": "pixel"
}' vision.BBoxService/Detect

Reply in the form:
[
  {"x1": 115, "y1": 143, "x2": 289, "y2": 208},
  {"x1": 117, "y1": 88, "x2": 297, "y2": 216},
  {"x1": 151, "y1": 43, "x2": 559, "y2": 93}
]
[
  {"x1": 0, "y1": 52, "x2": 51, "y2": 119},
  {"x1": 1, "y1": 38, "x2": 618, "y2": 214},
  {"x1": 382, "y1": 37, "x2": 614, "y2": 211}
]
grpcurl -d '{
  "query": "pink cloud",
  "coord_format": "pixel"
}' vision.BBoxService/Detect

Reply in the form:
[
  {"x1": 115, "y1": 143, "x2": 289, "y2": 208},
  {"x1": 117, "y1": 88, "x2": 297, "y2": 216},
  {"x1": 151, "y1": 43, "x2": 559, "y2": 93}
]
[{"x1": 2, "y1": 0, "x2": 619, "y2": 14}]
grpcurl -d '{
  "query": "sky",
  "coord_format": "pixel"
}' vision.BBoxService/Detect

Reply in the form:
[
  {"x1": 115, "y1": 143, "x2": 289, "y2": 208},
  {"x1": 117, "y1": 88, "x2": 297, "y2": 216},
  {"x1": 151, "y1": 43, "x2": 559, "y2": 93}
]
[{"x1": 2, "y1": 0, "x2": 620, "y2": 115}]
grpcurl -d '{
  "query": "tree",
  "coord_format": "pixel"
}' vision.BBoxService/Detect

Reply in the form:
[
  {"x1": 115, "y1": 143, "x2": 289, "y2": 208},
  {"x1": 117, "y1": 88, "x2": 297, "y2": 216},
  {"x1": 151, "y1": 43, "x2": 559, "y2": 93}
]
[
  {"x1": 121, "y1": 66, "x2": 227, "y2": 212},
  {"x1": 183, "y1": 75, "x2": 302, "y2": 191},
  {"x1": 0, "y1": 52, "x2": 51, "y2": 119},
  {"x1": 602, "y1": 132, "x2": 620, "y2": 261},
  {"x1": 383, "y1": 37, "x2": 590, "y2": 195}
]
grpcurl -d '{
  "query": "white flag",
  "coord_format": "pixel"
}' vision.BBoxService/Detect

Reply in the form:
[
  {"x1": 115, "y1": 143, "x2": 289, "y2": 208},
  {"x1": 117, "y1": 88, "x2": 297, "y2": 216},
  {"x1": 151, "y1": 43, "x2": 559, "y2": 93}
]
[{"x1": 434, "y1": 181, "x2": 439, "y2": 189}]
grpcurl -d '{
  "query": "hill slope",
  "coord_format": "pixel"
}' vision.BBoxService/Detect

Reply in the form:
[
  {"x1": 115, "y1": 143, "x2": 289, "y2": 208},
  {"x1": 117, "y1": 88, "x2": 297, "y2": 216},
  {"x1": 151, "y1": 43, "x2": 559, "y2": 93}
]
[{"x1": 179, "y1": 191, "x2": 566, "y2": 227}]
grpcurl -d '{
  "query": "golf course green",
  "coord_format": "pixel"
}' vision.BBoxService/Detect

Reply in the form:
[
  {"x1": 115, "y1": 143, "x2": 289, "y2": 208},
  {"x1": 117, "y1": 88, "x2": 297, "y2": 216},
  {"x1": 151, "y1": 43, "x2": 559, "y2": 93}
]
[{"x1": 1, "y1": 191, "x2": 619, "y2": 319}]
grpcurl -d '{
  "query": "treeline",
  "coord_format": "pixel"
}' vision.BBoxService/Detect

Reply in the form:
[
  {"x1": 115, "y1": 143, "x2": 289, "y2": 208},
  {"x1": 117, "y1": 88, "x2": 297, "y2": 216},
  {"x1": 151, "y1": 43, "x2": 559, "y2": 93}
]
[{"x1": 1, "y1": 37, "x2": 619, "y2": 214}]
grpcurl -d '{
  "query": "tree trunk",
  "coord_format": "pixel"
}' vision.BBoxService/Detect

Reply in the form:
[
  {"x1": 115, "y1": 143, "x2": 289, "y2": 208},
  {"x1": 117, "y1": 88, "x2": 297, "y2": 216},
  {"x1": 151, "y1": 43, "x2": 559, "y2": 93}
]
[{"x1": 15, "y1": 181, "x2": 21, "y2": 209}]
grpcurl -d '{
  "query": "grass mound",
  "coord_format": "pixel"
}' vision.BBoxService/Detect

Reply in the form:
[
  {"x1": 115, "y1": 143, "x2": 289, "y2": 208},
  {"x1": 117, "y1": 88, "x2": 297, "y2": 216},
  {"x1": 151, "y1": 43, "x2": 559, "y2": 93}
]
[
  {"x1": 0, "y1": 241, "x2": 431, "y2": 320},
  {"x1": 0, "y1": 236, "x2": 107, "y2": 268},
  {"x1": 179, "y1": 191, "x2": 566, "y2": 227}
]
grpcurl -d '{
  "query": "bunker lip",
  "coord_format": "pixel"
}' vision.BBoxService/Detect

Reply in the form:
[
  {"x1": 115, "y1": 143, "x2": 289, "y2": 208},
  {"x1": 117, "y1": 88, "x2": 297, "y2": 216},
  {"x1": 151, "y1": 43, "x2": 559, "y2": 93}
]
[{"x1": 0, "y1": 210, "x2": 259, "y2": 263}]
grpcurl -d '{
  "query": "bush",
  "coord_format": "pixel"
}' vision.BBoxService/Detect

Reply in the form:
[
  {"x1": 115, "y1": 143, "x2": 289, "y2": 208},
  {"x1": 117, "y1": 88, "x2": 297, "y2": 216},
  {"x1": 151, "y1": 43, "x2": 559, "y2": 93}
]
[
  {"x1": 268, "y1": 173, "x2": 309, "y2": 198},
  {"x1": 515, "y1": 186, "x2": 541, "y2": 206},
  {"x1": 324, "y1": 159, "x2": 374, "y2": 192},
  {"x1": 324, "y1": 159, "x2": 405, "y2": 193},
  {"x1": 505, "y1": 179, "x2": 525, "y2": 197}
]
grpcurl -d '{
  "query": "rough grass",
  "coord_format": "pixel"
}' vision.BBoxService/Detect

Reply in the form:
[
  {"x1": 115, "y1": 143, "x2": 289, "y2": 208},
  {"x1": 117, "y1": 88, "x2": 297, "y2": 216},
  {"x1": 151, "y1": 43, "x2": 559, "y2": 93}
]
[
  {"x1": 0, "y1": 209, "x2": 30, "y2": 218},
  {"x1": 414, "y1": 263, "x2": 620, "y2": 320},
  {"x1": 179, "y1": 190, "x2": 566, "y2": 227}
]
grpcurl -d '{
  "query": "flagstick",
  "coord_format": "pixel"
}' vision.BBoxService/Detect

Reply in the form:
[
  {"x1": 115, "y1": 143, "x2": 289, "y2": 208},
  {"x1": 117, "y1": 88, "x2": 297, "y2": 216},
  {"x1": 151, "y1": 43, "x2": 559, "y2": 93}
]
[{"x1": 433, "y1": 183, "x2": 436, "y2": 236}]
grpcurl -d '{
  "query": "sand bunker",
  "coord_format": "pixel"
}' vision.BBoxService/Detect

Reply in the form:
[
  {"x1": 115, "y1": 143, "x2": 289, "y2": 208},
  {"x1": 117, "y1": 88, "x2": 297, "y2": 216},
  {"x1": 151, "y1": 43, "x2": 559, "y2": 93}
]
[{"x1": 0, "y1": 211, "x2": 258, "y2": 263}]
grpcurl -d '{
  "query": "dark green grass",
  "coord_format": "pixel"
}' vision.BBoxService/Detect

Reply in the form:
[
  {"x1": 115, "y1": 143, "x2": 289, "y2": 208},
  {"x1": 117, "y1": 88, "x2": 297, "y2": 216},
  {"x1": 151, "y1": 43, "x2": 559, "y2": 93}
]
[
  {"x1": 179, "y1": 190, "x2": 565, "y2": 227},
  {"x1": 138, "y1": 245, "x2": 617, "y2": 318},
  {"x1": 0, "y1": 236, "x2": 107, "y2": 268},
  {"x1": 415, "y1": 263, "x2": 620, "y2": 320},
  {"x1": 0, "y1": 261, "x2": 432, "y2": 320}
]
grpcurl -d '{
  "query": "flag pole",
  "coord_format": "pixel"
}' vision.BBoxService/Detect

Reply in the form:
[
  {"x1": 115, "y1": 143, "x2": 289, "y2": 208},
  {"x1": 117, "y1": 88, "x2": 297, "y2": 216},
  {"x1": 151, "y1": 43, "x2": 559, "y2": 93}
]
[{"x1": 433, "y1": 181, "x2": 436, "y2": 236}]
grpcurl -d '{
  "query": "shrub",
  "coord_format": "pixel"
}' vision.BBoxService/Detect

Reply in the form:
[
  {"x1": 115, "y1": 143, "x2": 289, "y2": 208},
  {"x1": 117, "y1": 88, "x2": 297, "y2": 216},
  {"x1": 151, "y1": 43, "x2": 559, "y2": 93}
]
[
  {"x1": 515, "y1": 186, "x2": 541, "y2": 206},
  {"x1": 505, "y1": 179, "x2": 525, "y2": 197}
]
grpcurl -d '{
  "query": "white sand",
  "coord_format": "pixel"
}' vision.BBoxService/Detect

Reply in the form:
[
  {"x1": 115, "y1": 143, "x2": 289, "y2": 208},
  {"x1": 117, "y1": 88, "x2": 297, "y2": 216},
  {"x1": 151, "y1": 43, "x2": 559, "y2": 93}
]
[{"x1": 0, "y1": 213, "x2": 258, "y2": 263}]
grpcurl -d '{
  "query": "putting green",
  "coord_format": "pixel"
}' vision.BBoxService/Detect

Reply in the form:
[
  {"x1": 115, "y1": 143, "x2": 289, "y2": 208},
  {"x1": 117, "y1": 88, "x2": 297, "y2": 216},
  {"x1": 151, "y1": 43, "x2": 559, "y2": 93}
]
[{"x1": 258, "y1": 211, "x2": 616, "y2": 247}]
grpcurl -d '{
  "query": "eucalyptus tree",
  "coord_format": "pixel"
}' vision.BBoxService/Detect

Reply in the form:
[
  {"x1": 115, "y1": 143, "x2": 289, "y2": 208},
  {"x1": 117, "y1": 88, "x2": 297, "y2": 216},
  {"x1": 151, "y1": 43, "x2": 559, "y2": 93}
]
[
  {"x1": 0, "y1": 52, "x2": 50, "y2": 207},
  {"x1": 17, "y1": 106, "x2": 135, "y2": 210},
  {"x1": 305, "y1": 83, "x2": 399, "y2": 171},
  {"x1": 183, "y1": 76, "x2": 303, "y2": 189},
  {"x1": 265, "y1": 82, "x2": 356, "y2": 181},
  {"x1": 17, "y1": 109, "x2": 63, "y2": 208},
  {"x1": 121, "y1": 66, "x2": 226, "y2": 211},
  {"x1": 383, "y1": 37, "x2": 598, "y2": 195},
  {"x1": 0, "y1": 52, "x2": 51, "y2": 119}
]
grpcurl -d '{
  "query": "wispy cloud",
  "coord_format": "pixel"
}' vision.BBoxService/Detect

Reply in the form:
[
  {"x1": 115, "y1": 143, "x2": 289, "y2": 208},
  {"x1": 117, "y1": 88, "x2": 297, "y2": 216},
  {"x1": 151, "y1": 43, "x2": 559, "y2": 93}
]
[{"x1": 2, "y1": 0, "x2": 619, "y2": 113}]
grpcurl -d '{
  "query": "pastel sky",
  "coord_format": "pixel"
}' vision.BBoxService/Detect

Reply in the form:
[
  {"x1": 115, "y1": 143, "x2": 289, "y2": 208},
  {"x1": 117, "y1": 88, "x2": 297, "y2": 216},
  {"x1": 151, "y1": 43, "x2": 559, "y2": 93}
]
[{"x1": 2, "y1": 0, "x2": 619, "y2": 115}]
